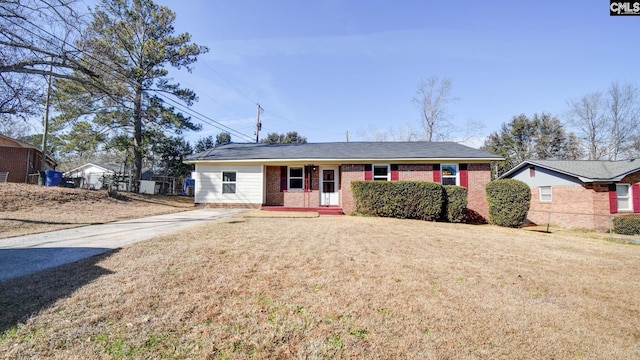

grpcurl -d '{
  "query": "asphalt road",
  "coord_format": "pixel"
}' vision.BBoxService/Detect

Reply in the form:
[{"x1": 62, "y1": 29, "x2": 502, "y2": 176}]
[{"x1": 0, "y1": 208, "x2": 246, "y2": 281}]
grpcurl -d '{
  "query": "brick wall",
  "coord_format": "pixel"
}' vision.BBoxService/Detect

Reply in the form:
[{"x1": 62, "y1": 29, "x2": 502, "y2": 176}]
[
  {"x1": 528, "y1": 184, "x2": 611, "y2": 230},
  {"x1": 0, "y1": 147, "x2": 40, "y2": 183},
  {"x1": 398, "y1": 164, "x2": 433, "y2": 181},
  {"x1": 265, "y1": 165, "x2": 321, "y2": 207},
  {"x1": 340, "y1": 164, "x2": 365, "y2": 213},
  {"x1": 265, "y1": 166, "x2": 283, "y2": 205},
  {"x1": 283, "y1": 190, "x2": 319, "y2": 207},
  {"x1": 196, "y1": 203, "x2": 261, "y2": 209},
  {"x1": 467, "y1": 163, "x2": 492, "y2": 222},
  {"x1": 339, "y1": 163, "x2": 492, "y2": 219}
]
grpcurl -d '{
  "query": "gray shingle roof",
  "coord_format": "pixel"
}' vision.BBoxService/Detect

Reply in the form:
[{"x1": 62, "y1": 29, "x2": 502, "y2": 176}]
[
  {"x1": 502, "y1": 159, "x2": 640, "y2": 182},
  {"x1": 185, "y1": 142, "x2": 503, "y2": 162}
]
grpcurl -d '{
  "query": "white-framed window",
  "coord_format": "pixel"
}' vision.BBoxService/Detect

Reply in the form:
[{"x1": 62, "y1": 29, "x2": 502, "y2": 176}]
[
  {"x1": 539, "y1": 186, "x2": 552, "y2": 202},
  {"x1": 617, "y1": 184, "x2": 632, "y2": 211},
  {"x1": 441, "y1": 164, "x2": 458, "y2": 185},
  {"x1": 289, "y1": 167, "x2": 304, "y2": 190},
  {"x1": 373, "y1": 164, "x2": 390, "y2": 181},
  {"x1": 222, "y1": 171, "x2": 236, "y2": 194}
]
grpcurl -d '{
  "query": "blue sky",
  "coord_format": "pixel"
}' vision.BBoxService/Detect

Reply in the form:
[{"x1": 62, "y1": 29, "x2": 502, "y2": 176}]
[{"x1": 151, "y1": 0, "x2": 640, "y2": 146}]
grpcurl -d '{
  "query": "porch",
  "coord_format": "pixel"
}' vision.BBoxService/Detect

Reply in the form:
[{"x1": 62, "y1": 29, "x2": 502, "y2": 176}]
[
  {"x1": 261, "y1": 205, "x2": 344, "y2": 216},
  {"x1": 264, "y1": 165, "x2": 341, "y2": 208}
]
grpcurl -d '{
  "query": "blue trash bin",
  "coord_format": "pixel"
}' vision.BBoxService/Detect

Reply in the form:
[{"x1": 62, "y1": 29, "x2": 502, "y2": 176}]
[{"x1": 45, "y1": 170, "x2": 63, "y2": 187}]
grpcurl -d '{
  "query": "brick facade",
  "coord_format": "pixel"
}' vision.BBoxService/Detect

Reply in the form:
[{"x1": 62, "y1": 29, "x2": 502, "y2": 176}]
[
  {"x1": 338, "y1": 163, "x2": 492, "y2": 220},
  {"x1": 527, "y1": 184, "x2": 612, "y2": 230},
  {"x1": 466, "y1": 163, "x2": 492, "y2": 221},
  {"x1": 265, "y1": 165, "x2": 321, "y2": 207},
  {"x1": 264, "y1": 166, "x2": 284, "y2": 205},
  {"x1": 284, "y1": 190, "x2": 319, "y2": 208},
  {"x1": 221, "y1": 162, "x2": 494, "y2": 221},
  {"x1": 0, "y1": 147, "x2": 43, "y2": 183},
  {"x1": 397, "y1": 164, "x2": 433, "y2": 181},
  {"x1": 196, "y1": 203, "x2": 261, "y2": 209},
  {"x1": 340, "y1": 164, "x2": 365, "y2": 214},
  {"x1": 525, "y1": 171, "x2": 640, "y2": 230}
]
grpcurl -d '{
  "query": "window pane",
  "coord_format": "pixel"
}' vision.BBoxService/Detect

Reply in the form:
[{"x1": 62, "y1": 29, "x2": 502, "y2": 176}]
[
  {"x1": 442, "y1": 177, "x2": 456, "y2": 186},
  {"x1": 223, "y1": 172, "x2": 236, "y2": 182},
  {"x1": 617, "y1": 184, "x2": 629, "y2": 197},
  {"x1": 323, "y1": 182, "x2": 335, "y2": 193},
  {"x1": 618, "y1": 198, "x2": 630, "y2": 210},
  {"x1": 290, "y1": 167, "x2": 303, "y2": 178},
  {"x1": 540, "y1": 186, "x2": 552, "y2": 201},
  {"x1": 617, "y1": 184, "x2": 631, "y2": 210},
  {"x1": 323, "y1": 170, "x2": 334, "y2": 181},
  {"x1": 373, "y1": 166, "x2": 388, "y2": 176},
  {"x1": 290, "y1": 178, "x2": 303, "y2": 189},
  {"x1": 222, "y1": 183, "x2": 236, "y2": 194},
  {"x1": 442, "y1": 165, "x2": 457, "y2": 176}
]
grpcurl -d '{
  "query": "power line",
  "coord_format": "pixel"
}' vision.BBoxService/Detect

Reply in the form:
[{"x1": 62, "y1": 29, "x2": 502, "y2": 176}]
[
  {"x1": 156, "y1": 93, "x2": 254, "y2": 142},
  {"x1": 201, "y1": 59, "x2": 258, "y2": 105},
  {"x1": 6, "y1": 12, "x2": 255, "y2": 141}
]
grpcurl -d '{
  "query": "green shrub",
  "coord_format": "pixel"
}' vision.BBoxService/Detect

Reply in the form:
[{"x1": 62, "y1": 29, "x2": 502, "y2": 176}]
[
  {"x1": 485, "y1": 179, "x2": 531, "y2": 228},
  {"x1": 613, "y1": 215, "x2": 640, "y2": 235},
  {"x1": 351, "y1": 181, "x2": 444, "y2": 221},
  {"x1": 443, "y1": 185, "x2": 467, "y2": 223}
]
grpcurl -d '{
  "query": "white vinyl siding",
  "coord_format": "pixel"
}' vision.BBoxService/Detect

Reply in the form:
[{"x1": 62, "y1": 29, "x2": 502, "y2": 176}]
[{"x1": 194, "y1": 164, "x2": 263, "y2": 204}]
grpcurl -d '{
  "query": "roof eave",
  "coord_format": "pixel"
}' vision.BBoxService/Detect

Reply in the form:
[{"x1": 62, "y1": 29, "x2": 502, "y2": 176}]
[{"x1": 184, "y1": 157, "x2": 503, "y2": 164}]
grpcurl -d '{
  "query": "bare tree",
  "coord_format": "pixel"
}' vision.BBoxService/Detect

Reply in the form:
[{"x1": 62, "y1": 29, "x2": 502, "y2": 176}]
[
  {"x1": 358, "y1": 123, "x2": 419, "y2": 142},
  {"x1": 566, "y1": 82, "x2": 640, "y2": 160},
  {"x1": 412, "y1": 77, "x2": 458, "y2": 142},
  {"x1": 606, "y1": 81, "x2": 640, "y2": 160},
  {"x1": 0, "y1": 71, "x2": 43, "y2": 120},
  {"x1": 0, "y1": 0, "x2": 91, "y2": 79},
  {"x1": 566, "y1": 92, "x2": 607, "y2": 160},
  {"x1": 0, "y1": 0, "x2": 94, "y2": 124}
]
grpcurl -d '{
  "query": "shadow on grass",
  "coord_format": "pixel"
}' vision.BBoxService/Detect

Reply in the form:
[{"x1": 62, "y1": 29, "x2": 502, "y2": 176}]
[
  {"x1": 0, "y1": 249, "x2": 119, "y2": 333},
  {"x1": 128, "y1": 194, "x2": 194, "y2": 209},
  {"x1": 0, "y1": 218, "x2": 104, "y2": 226}
]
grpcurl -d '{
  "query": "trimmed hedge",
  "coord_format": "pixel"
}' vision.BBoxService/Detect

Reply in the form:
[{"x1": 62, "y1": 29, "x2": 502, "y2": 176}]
[
  {"x1": 485, "y1": 179, "x2": 531, "y2": 228},
  {"x1": 443, "y1": 185, "x2": 467, "y2": 223},
  {"x1": 613, "y1": 214, "x2": 640, "y2": 235},
  {"x1": 351, "y1": 181, "x2": 444, "y2": 221}
]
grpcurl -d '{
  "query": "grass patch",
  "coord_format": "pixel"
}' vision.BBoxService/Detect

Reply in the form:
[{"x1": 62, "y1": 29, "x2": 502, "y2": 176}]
[{"x1": 1, "y1": 216, "x2": 639, "y2": 358}]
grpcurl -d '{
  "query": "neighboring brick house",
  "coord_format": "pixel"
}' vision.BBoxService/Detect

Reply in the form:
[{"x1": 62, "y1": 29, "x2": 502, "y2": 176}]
[
  {"x1": 184, "y1": 142, "x2": 502, "y2": 220},
  {"x1": 0, "y1": 134, "x2": 56, "y2": 183},
  {"x1": 499, "y1": 159, "x2": 640, "y2": 230}
]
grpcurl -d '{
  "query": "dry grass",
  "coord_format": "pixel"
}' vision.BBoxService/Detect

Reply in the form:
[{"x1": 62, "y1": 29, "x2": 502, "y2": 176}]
[
  {"x1": 1, "y1": 215, "x2": 639, "y2": 359},
  {"x1": 242, "y1": 210, "x2": 319, "y2": 218},
  {"x1": 0, "y1": 183, "x2": 194, "y2": 239}
]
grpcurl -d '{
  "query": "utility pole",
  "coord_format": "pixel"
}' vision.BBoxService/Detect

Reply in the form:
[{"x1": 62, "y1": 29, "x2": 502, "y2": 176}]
[
  {"x1": 255, "y1": 103, "x2": 263, "y2": 143},
  {"x1": 41, "y1": 58, "x2": 53, "y2": 173}
]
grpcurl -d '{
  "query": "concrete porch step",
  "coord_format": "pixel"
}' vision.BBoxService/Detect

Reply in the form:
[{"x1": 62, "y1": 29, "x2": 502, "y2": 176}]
[{"x1": 261, "y1": 206, "x2": 344, "y2": 215}]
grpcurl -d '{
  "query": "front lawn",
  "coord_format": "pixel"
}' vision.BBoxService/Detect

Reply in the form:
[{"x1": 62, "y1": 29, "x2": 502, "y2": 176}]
[{"x1": 1, "y1": 216, "x2": 639, "y2": 359}]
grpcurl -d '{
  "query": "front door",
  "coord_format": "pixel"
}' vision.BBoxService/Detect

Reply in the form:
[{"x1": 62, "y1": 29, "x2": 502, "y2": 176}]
[{"x1": 320, "y1": 167, "x2": 339, "y2": 206}]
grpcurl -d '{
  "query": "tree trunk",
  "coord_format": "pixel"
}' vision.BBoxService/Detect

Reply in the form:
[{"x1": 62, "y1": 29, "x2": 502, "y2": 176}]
[{"x1": 133, "y1": 85, "x2": 143, "y2": 193}]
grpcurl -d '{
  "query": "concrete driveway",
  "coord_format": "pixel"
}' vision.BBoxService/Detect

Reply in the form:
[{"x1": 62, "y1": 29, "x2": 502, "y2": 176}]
[{"x1": 0, "y1": 208, "x2": 246, "y2": 281}]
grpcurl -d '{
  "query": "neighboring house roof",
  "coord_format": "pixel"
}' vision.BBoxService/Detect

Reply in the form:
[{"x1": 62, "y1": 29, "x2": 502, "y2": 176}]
[
  {"x1": 185, "y1": 142, "x2": 503, "y2": 163},
  {"x1": 500, "y1": 159, "x2": 640, "y2": 182},
  {"x1": 0, "y1": 133, "x2": 58, "y2": 166},
  {"x1": 64, "y1": 163, "x2": 118, "y2": 175}
]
